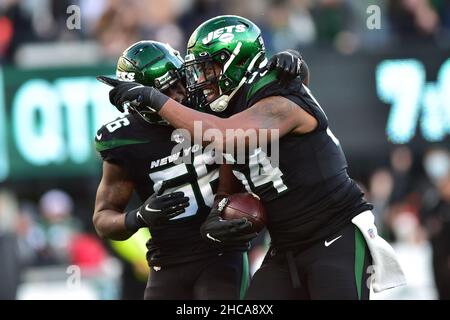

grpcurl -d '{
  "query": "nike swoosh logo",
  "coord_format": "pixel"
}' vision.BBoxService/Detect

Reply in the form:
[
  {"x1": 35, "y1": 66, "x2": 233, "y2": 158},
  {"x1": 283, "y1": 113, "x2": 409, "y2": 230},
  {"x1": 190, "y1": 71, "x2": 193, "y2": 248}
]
[
  {"x1": 324, "y1": 235, "x2": 342, "y2": 247},
  {"x1": 96, "y1": 133, "x2": 102, "y2": 140},
  {"x1": 136, "y1": 212, "x2": 144, "y2": 221},
  {"x1": 145, "y1": 205, "x2": 161, "y2": 212},
  {"x1": 128, "y1": 85, "x2": 144, "y2": 91},
  {"x1": 206, "y1": 233, "x2": 221, "y2": 242}
]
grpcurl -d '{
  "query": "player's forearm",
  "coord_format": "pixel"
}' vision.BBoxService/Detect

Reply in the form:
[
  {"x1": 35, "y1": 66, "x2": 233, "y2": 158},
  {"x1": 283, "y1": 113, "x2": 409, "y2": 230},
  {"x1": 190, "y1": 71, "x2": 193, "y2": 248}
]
[
  {"x1": 93, "y1": 209, "x2": 134, "y2": 241},
  {"x1": 159, "y1": 98, "x2": 228, "y2": 145},
  {"x1": 159, "y1": 99, "x2": 273, "y2": 151}
]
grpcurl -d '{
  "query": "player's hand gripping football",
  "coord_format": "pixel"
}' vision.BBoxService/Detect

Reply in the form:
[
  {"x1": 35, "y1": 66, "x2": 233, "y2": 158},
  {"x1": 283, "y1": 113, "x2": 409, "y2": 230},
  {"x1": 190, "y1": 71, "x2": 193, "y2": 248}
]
[
  {"x1": 125, "y1": 191, "x2": 189, "y2": 231},
  {"x1": 266, "y1": 49, "x2": 304, "y2": 86},
  {"x1": 96, "y1": 76, "x2": 169, "y2": 113},
  {"x1": 200, "y1": 198, "x2": 258, "y2": 246}
]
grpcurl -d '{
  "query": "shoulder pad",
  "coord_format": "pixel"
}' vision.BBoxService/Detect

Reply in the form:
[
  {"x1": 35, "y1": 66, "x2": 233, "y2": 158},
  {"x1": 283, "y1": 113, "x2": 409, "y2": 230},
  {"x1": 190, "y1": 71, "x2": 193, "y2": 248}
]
[
  {"x1": 246, "y1": 69, "x2": 278, "y2": 102},
  {"x1": 95, "y1": 114, "x2": 149, "y2": 152}
]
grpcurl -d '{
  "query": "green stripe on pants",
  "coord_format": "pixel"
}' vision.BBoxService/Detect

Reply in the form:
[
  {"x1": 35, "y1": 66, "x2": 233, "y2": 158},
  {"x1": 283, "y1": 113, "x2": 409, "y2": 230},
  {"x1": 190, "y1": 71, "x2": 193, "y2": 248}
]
[
  {"x1": 354, "y1": 227, "x2": 366, "y2": 300},
  {"x1": 240, "y1": 253, "x2": 250, "y2": 300}
]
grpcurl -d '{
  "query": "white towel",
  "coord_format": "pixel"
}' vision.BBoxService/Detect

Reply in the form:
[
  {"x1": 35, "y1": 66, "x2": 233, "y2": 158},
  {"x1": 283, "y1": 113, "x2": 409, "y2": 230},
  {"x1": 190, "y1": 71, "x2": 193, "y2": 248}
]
[{"x1": 351, "y1": 210, "x2": 407, "y2": 293}]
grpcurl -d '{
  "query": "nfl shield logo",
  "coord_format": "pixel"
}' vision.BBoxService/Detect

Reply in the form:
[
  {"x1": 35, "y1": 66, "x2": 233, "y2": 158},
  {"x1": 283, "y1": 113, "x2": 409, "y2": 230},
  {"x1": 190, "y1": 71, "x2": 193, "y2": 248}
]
[
  {"x1": 368, "y1": 228, "x2": 376, "y2": 239},
  {"x1": 172, "y1": 132, "x2": 185, "y2": 144}
]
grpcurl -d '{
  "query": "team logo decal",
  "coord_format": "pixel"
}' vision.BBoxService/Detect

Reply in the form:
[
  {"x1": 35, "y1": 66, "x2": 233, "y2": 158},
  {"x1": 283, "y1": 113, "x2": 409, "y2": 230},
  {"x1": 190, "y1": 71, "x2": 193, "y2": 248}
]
[
  {"x1": 202, "y1": 24, "x2": 246, "y2": 45},
  {"x1": 116, "y1": 70, "x2": 135, "y2": 81}
]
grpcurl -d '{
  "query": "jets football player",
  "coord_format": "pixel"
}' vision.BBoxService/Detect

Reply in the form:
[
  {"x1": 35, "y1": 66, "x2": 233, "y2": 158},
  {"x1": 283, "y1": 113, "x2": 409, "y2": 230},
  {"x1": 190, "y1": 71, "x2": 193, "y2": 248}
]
[
  {"x1": 93, "y1": 40, "x2": 304, "y2": 299},
  {"x1": 101, "y1": 15, "x2": 406, "y2": 300}
]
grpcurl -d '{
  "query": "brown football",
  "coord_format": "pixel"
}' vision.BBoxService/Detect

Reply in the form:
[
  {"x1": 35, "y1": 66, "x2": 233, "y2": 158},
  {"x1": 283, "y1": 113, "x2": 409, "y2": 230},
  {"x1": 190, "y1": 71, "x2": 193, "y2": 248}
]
[{"x1": 221, "y1": 193, "x2": 267, "y2": 233}]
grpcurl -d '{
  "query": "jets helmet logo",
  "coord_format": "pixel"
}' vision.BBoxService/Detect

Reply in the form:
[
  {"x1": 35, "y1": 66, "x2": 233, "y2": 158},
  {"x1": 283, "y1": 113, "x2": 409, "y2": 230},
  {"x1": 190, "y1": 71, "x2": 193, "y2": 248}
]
[
  {"x1": 202, "y1": 24, "x2": 247, "y2": 45},
  {"x1": 116, "y1": 70, "x2": 135, "y2": 82}
]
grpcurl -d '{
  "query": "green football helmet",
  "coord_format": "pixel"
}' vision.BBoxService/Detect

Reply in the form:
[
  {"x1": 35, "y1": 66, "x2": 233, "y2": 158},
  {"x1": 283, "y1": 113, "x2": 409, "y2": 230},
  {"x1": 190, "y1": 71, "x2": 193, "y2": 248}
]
[
  {"x1": 185, "y1": 15, "x2": 266, "y2": 112},
  {"x1": 116, "y1": 40, "x2": 184, "y2": 123}
]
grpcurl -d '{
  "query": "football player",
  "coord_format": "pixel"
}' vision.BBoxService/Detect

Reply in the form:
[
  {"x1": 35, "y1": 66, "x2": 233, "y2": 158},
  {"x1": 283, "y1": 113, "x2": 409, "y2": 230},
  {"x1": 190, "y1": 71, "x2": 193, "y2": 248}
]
[
  {"x1": 101, "y1": 15, "x2": 406, "y2": 300},
  {"x1": 93, "y1": 40, "x2": 304, "y2": 299}
]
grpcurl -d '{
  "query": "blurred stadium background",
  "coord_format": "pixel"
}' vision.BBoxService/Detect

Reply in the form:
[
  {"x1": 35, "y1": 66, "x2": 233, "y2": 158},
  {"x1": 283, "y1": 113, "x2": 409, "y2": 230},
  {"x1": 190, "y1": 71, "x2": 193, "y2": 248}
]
[{"x1": 0, "y1": 0, "x2": 449, "y2": 300}]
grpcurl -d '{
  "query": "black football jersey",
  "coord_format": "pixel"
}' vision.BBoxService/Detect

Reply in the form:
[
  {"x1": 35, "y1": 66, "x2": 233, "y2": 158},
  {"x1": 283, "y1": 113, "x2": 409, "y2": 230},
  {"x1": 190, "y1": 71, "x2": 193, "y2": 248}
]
[
  {"x1": 226, "y1": 70, "x2": 373, "y2": 250},
  {"x1": 95, "y1": 113, "x2": 226, "y2": 266}
]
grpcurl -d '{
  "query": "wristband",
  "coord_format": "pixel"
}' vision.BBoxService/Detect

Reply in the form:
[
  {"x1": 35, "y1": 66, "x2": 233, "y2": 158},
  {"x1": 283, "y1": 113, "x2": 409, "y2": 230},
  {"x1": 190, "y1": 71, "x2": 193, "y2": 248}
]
[
  {"x1": 124, "y1": 209, "x2": 142, "y2": 232},
  {"x1": 140, "y1": 88, "x2": 170, "y2": 113}
]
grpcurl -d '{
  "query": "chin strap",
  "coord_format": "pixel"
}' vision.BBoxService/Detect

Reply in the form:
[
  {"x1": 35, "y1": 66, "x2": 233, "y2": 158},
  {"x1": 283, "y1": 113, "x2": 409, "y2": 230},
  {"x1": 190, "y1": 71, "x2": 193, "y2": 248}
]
[{"x1": 210, "y1": 50, "x2": 264, "y2": 112}]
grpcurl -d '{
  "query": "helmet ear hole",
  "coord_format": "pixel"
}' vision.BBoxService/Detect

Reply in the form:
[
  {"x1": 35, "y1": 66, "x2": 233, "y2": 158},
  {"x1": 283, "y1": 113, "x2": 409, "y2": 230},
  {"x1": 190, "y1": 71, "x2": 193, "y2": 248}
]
[{"x1": 217, "y1": 50, "x2": 230, "y2": 62}]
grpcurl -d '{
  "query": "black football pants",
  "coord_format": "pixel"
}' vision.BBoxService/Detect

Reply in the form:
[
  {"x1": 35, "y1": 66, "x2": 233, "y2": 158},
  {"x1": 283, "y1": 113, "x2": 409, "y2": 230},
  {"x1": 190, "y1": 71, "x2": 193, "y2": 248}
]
[
  {"x1": 144, "y1": 251, "x2": 249, "y2": 300},
  {"x1": 245, "y1": 223, "x2": 372, "y2": 300}
]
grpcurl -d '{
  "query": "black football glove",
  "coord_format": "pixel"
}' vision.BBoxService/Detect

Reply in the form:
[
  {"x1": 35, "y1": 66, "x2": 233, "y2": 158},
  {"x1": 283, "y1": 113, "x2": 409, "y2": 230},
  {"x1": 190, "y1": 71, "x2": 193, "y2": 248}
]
[
  {"x1": 96, "y1": 76, "x2": 169, "y2": 113},
  {"x1": 266, "y1": 49, "x2": 303, "y2": 86},
  {"x1": 125, "y1": 191, "x2": 189, "y2": 231},
  {"x1": 200, "y1": 198, "x2": 258, "y2": 246}
]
